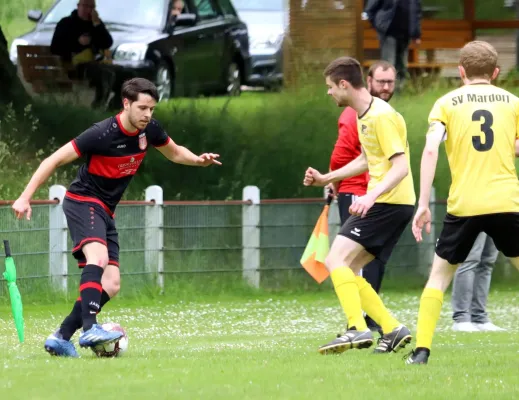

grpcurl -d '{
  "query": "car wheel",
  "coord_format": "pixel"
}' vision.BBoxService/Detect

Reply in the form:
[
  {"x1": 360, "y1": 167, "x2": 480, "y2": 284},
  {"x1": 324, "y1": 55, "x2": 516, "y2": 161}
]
[
  {"x1": 155, "y1": 62, "x2": 173, "y2": 101},
  {"x1": 226, "y1": 61, "x2": 241, "y2": 96}
]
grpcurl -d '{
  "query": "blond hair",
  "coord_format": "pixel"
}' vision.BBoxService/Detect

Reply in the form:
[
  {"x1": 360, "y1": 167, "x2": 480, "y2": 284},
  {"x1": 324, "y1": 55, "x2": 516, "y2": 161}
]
[{"x1": 459, "y1": 41, "x2": 498, "y2": 80}]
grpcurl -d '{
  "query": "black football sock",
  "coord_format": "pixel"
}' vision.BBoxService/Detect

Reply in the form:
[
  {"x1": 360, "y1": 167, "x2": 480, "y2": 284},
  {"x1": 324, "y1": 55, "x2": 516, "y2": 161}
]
[
  {"x1": 59, "y1": 297, "x2": 82, "y2": 341},
  {"x1": 59, "y1": 289, "x2": 111, "y2": 340},
  {"x1": 79, "y1": 264, "x2": 104, "y2": 331},
  {"x1": 100, "y1": 289, "x2": 111, "y2": 309}
]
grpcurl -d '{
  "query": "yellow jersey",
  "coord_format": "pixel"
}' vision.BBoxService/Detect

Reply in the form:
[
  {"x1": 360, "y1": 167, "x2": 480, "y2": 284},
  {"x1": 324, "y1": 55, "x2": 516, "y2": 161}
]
[
  {"x1": 429, "y1": 83, "x2": 519, "y2": 216},
  {"x1": 357, "y1": 97, "x2": 416, "y2": 206}
]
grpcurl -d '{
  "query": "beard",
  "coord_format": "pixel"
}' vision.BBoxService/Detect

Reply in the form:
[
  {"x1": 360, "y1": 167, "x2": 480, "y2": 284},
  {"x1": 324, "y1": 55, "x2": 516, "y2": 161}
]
[
  {"x1": 370, "y1": 88, "x2": 393, "y2": 102},
  {"x1": 128, "y1": 112, "x2": 150, "y2": 130}
]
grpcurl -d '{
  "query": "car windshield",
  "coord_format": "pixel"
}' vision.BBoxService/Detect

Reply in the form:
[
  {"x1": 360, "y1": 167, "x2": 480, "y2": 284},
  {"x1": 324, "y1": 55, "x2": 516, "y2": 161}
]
[
  {"x1": 42, "y1": 0, "x2": 167, "y2": 29},
  {"x1": 232, "y1": 0, "x2": 283, "y2": 11}
]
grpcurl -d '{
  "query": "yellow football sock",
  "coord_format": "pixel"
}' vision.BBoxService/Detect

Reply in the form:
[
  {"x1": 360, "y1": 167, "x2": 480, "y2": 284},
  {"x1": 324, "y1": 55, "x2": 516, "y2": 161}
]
[
  {"x1": 415, "y1": 288, "x2": 444, "y2": 350},
  {"x1": 331, "y1": 267, "x2": 367, "y2": 331},
  {"x1": 355, "y1": 276, "x2": 400, "y2": 334}
]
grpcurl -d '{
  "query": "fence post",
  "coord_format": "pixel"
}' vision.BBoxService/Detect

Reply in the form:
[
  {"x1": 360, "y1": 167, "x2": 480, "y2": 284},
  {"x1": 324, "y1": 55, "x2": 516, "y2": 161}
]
[
  {"x1": 145, "y1": 186, "x2": 164, "y2": 292},
  {"x1": 49, "y1": 185, "x2": 68, "y2": 293},
  {"x1": 242, "y1": 186, "x2": 260, "y2": 288}
]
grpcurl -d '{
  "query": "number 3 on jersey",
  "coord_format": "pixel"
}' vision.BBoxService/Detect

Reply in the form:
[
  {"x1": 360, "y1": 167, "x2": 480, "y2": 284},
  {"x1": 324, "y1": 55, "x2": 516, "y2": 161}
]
[{"x1": 472, "y1": 109, "x2": 494, "y2": 151}]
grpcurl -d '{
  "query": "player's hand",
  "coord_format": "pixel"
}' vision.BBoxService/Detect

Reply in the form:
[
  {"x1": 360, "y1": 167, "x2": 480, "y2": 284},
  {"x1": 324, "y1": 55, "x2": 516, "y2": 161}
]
[
  {"x1": 412, "y1": 206, "x2": 431, "y2": 242},
  {"x1": 197, "y1": 153, "x2": 221, "y2": 166},
  {"x1": 91, "y1": 9, "x2": 101, "y2": 25},
  {"x1": 12, "y1": 198, "x2": 32, "y2": 221},
  {"x1": 349, "y1": 193, "x2": 375, "y2": 218},
  {"x1": 325, "y1": 182, "x2": 338, "y2": 198},
  {"x1": 303, "y1": 167, "x2": 327, "y2": 187},
  {"x1": 78, "y1": 34, "x2": 91, "y2": 46}
]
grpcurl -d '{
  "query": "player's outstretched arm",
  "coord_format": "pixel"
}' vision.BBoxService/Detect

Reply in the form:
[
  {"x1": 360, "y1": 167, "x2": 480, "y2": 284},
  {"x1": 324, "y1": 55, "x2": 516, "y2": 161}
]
[
  {"x1": 157, "y1": 139, "x2": 221, "y2": 167},
  {"x1": 12, "y1": 142, "x2": 79, "y2": 220},
  {"x1": 325, "y1": 150, "x2": 368, "y2": 183},
  {"x1": 304, "y1": 150, "x2": 368, "y2": 187},
  {"x1": 412, "y1": 122, "x2": 444, "y2": 242}
]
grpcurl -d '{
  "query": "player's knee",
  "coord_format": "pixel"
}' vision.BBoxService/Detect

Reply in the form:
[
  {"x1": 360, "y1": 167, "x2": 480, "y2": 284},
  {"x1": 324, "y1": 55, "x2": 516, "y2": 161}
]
[
  {"x1": 83, "y1": 243, "x2": 109, "y2": 268},
  {"x1": 84, "y1": 256, "x2": 109, "y2": 269},
  {"x1": 325, "y1": 254, "x2": 341, "y2": 271},
  {"x1": 91, "y1": 256, "x2": 109, "y2": 269},
  {"x1": 426, "y1": 256, "x2": 457, "y2": 292},
  {"x1": 101, "y1": 267, "x2": 120, "y2": 296},
  {"x1": 104, "y1": 278, "x2": 120, "y2": 297}
]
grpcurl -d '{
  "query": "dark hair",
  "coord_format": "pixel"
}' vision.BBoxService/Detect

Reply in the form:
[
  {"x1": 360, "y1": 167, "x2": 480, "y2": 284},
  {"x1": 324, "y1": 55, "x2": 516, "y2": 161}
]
[
  {"x1": 323, "y1": 56, "x2": 364, "y2": 88},
  {"x1": 121, "y1": 78, "x2": 159, "y2": 102},
  {"x1": 367, "y1": 60, "x2": 396, "y2": 78}
]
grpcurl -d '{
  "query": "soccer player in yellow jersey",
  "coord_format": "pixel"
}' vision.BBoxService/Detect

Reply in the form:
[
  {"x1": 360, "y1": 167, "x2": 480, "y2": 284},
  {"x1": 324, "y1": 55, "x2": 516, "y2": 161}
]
[
  {"x1": 304, "y1": 56, "x2": 416, "y2": 354},
  {"x1": 407, "y1": 40, "x2": 519, "y2": 365}
]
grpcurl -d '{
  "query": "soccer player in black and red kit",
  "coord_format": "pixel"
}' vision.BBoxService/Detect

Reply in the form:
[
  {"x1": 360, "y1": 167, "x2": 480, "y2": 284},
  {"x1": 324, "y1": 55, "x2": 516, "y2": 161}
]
[{"x1": 12, "y1": 78, "x2": 221, "y2": 357}]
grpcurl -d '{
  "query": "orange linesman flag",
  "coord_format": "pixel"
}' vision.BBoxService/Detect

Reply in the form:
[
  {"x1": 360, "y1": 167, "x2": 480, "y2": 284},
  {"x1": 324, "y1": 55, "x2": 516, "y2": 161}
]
[{"x1": 300, "y1": 191, "x2": 334, "y2": 283}]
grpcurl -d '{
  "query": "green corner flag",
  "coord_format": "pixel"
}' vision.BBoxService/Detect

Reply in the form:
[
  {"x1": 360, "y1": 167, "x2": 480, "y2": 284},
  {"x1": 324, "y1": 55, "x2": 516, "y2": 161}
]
[{"x1": 3, "y1": 240, "x2": 24, "y2": 343}]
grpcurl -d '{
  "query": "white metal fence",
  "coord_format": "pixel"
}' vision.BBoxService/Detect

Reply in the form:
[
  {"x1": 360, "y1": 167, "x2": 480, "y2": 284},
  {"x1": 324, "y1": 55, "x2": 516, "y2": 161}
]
[{"x1": 0, "y1": 185, "x2": 443, "y2": 295}]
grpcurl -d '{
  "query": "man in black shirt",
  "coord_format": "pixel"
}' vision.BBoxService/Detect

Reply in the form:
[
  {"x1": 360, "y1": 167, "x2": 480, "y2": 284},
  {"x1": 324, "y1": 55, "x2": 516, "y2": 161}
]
[
  {"x1": 364, "y1": 0, "x2": 422, "y2": 89},
  {"x1": 12, "y1": 78, "x2": 221, "y2": 357},
  {"x1": 50, "y1": 0, "x2": 113, "y2": 62},
  {"x1": 50, "y1": 0, "x2": 121, "y2": 109}
]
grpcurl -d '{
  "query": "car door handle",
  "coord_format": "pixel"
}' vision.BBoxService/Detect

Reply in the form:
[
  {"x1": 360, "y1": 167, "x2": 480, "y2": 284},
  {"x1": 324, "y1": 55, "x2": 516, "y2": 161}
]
[{"x1": 197, "y1": 33, "x2": 206, "y2": 39}]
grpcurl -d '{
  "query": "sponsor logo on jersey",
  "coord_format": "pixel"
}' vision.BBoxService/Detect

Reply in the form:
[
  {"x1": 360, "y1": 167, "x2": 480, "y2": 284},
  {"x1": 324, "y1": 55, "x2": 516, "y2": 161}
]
[{"x1": 138, "y1": 132, "x2": 147, "y2": 150}]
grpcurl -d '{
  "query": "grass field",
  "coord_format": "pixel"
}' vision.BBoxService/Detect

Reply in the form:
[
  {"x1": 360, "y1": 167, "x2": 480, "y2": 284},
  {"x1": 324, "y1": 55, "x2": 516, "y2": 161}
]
[
  {"x1": 1, "y1": 0, "x2": 53, "y2": 45},
  {"x1": 1, "y1": 290, "x2": 519, "y2": 399}
]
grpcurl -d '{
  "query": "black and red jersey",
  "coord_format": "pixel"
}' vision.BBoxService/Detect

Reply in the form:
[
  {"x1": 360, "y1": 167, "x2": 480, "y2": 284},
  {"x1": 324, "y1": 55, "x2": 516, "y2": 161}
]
[{"x1": 66, "y1": 113, "x2": 171, "y2": 215}]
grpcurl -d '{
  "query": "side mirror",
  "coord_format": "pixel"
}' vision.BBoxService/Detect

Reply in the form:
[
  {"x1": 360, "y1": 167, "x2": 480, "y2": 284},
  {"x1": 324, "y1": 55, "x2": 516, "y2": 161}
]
[
  {"x1": 27, "y1": 9, "x2": 43, "y2": 22},
  {"x1": 173, "y1": 13, "x2": 197, "y2": 27}
]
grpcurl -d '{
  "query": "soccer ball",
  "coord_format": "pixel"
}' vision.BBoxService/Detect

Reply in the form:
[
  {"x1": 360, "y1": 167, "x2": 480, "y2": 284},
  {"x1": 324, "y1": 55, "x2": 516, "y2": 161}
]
[{"x1": 91, "y1": 323, "x2": 128, "y2": 358}]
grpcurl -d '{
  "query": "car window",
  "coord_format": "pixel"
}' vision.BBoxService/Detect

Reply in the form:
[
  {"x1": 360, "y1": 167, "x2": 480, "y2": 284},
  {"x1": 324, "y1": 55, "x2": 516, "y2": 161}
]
[
  {"x1": 193, "y1": 0, "x2": 219, "y2": 20},
  {"x1": 168, "y1": 0, "x2": 190, "y2": 14},
  {"x1": 232, "y1": 0, "x2": 283, "y2": 11},
  {"x1": 42, "y1": 0, "x2": 167, "y2": 29},
  {"x1": 217, "y1": 0, "x2": 236, "y2": 16}
]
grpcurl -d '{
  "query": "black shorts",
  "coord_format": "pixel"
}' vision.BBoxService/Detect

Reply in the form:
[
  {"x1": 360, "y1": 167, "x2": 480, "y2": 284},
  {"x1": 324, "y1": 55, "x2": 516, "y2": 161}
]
[
  {"x1": 436, "y1": 212, "x2": 519, "y2": 265},
  {"x1": 62, "y1": 197, "x2": 119, "y2": 268},
  {"x1": 338, "y1": 202, "x2": 414, "y2": 264},
  {"x1": 337, "y1": 193, "x2": 362, "y2": 225}
]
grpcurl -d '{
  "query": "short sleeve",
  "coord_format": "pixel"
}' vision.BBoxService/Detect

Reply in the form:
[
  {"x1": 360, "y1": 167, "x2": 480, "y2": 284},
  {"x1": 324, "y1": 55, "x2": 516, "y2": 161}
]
[
  {"x1": 147, "y1": 119, "x2": 171, "y2": 148},
  {"x1": 375, "y1": 111, "x2": 405, "y2": 160},
  {"x1": 428, "y1": 98, "x2": 447, "y2": 126},
  {"x1": 515, "y1": 100, "x2": 519, "y2": 140},
  {"x1": 72, "y1": 123, "x2": 107, "y2": 156}
]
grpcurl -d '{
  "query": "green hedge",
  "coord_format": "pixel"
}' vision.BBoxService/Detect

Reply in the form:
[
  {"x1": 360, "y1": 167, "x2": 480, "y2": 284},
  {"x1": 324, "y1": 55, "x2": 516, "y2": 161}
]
[{"x1": 3, "y1": 84, "x2": 519, "y2": 202}]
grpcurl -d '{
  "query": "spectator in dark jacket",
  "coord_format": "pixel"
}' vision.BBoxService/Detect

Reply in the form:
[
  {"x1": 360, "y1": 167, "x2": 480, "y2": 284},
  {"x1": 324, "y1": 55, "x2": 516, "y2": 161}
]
[
  {"x1": 50, "y1": 0, "x2": 116, "y2": 108},
  {"x1": 363, "y1": 0, "x2": 422, "y2": 88}
]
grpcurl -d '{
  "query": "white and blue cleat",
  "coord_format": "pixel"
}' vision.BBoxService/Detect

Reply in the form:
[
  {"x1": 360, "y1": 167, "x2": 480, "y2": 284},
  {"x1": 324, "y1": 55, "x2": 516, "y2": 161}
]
[
  {"x1": 44, "y1": 332, "x2": 79, "y2": 358},
  {"x1": 78, "y1": 324, "x2": 123, "y2": 348}
]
